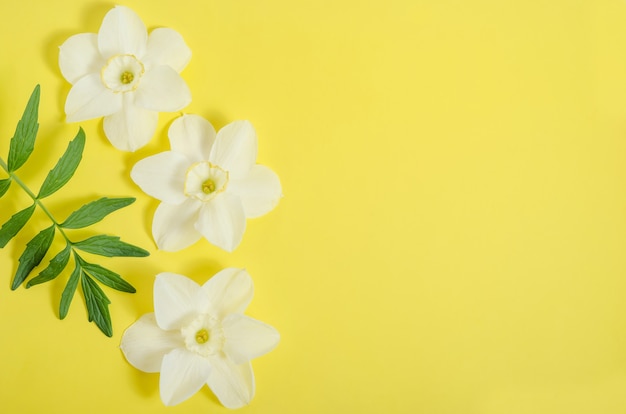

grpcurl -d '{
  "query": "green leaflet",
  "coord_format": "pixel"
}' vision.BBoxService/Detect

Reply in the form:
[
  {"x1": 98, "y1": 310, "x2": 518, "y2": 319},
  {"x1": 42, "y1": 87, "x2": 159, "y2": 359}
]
[
  {"x1": 73, "y1": 235, "x2": 149, "y2": 257},
  {"x1": 79, "y1": 260, "x2": 136, "y2": 293},
  {"x1": 61, "y1": 197, "x2": 135, "y2": 229},
  {"x1": 7, "y1": 85, "x2": 40, "y2": 173},
  {"x1": 0, "y1": 204, "x2": 36, "y2": 248},
  {"x1": 26, "y1": 244, "x2": 72, "y2": 288},
  {"x1": 59, "y1": 264, "x2": 81, "y2": 319},
  {"x1": 37, "y1": 128, "x2": 85, "y2": 199},
  {"x1": 12, "y1": 225, "x2": 55, "y2": 290},
  {"x1": 81, "y1": 274, "x2": 113, "y2": 337},
  {"x1": 0, "y1": 178, "x2": 11, "y2": 198}
]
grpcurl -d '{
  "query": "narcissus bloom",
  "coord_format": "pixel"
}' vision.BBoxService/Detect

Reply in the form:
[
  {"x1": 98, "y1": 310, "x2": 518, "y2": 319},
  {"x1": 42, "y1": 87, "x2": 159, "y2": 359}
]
[
  {"x1": 131, "y1": 114, "x2": 282, "y2": 252},
  {"x1": 59, "y1": 5, "x2": 192, "y2": 151},
  {"x1": 120, "y1": 269, "x2": 280, "y2": 407}
]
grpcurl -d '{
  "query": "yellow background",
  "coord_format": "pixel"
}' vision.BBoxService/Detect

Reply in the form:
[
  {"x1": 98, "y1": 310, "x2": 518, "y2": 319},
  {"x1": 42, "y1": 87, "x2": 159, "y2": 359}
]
[{"x1": 1, "y1": 0, "x2": 626, "y2": 412}]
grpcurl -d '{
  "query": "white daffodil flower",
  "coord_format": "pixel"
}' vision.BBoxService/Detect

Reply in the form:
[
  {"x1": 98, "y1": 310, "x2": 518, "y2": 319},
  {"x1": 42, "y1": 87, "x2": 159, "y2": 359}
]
[
  {"x1": 120, "y1": 269, "x2": 280, "y2": 408},
  {"x1": 59, "y1": 5, "x2": 192, "y2": 151},
  {"x1": 130, "y1": 114, "x2": 282, "y2": 252}
]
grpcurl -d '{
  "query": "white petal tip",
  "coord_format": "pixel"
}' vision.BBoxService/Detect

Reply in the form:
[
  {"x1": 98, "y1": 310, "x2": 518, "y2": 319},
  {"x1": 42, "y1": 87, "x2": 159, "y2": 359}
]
[
  {"x1": 155, "y1": 236, "x2": 193, "y2": 252},
  {"x1": 155, "y1": 241, "x2": 177, "y2": 252},
  {"x1": 160, "y1": 391, "x2": 180, "y2": 407},
  {"x1": 221, "y1": 244, "x2": 236, "y2": 253}
]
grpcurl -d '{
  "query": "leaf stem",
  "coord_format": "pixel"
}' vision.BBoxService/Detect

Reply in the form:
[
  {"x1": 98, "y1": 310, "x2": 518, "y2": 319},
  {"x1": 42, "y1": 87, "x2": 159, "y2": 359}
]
[
  {"x1": 0, "y1": 155, "x2": 72, "y2": 245},
  {"x1": 0, "y1": 155, "x2": 8, "y2": 173}
]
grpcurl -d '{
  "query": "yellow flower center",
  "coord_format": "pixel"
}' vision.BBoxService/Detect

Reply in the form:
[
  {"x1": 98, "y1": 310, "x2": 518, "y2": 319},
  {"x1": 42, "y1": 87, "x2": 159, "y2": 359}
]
[
  {"x1": 184, "y1": 162, "x2": 229, "y2": 202},
  {"x1": 182, "y1": 315, "x2": 224, "y2": 357},
  {"x1": 101, "y1": 54, "x2": 144, "y2": 92},
  {"x1": 120, "y1": 71, "x2": 134, "y2": 84},
  {"x1": 202, "y1": 179, "x2": 216, "y2": 194},
  {"x1": 195, "y1": 329, "x2": 210, "y2": 344}
]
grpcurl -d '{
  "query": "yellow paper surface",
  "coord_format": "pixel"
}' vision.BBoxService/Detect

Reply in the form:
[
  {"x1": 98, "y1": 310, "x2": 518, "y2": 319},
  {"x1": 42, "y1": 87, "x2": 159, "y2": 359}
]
[{"x1": 2, "y1": 0, "x2": 626, "y2": 412}]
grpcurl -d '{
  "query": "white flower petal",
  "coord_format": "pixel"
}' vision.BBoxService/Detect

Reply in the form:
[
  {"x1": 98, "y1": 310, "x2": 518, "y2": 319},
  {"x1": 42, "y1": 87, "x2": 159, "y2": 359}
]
[
  {"x1": 209, "y1": 121, "x2": 258, "y2": 179},
  {"x1": 58, "y1": 33, "x2": 104, "y2": 84},
  {"x1": 168, "y1": 114, "x2": 215, "y2": 162},
  {"x1": 134, "y1": 66, "x2": 191, "y2": 112},
  {"x1": 131, "y1": 151, "x2": 189, "y2": 204},
  {"x1": 120, "y1": 313, "x2": 183, "y2": 373},
  {"x1": 103, "y1": 94, "x2": 158, "y2": 151},
  {"x1": 98, "y1": 6, "x2": 147, "y2": 58},
  {"x1": 207, "y1": 358, "x2": 255, "y2": 409},
  {"x1": 154, "y1": 273, "x2": 209, "y2": 330},
  {"x1": 160, "y1": 348, "x2": 212, "y2": 406},
  {"x1": 152, "y1": 199, "x2": 203, "y2": 252},
  {"x1": 228, "y1": 165, "x2": 282, "y2": 218},
  {"x1": 143, "y1": 28, "x2": 191, "y2": 72},
  {"x1": 195, "y1": 193, "x2": 246, "y2": 252},
  {"x1": 222, "y1": 314, "x2": 280, "y2": 364},
  {"x1": 65, "y1": 73, "x2": 122, "y2": 122},
  {"x1": 202, "y1": 268, "x2": 254, "y2": 318}
]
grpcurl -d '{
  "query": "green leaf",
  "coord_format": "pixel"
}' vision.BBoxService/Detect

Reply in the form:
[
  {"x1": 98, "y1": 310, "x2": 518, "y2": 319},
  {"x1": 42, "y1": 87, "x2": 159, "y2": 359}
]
[
  {"x1": 37, "y1": 128, "x2": 85, "y2": 199},
  {"x1": 59, "y1": 264, "x2": 80, "y2": 319},
  {"x1": 27, "y1": 244, "x2": 72, "y2": 288},
  {"x1": 0, "y1": 203, "x2": 36, "y2": 248},
  {"x1": 11, "y1": 225, "x2": 55, "y2": 290},
  {"x1": 0, "y1": 178, "x2": 11, "y2": 198},
  {"x1": 81, "y1": 274, "x2": 113, "y2": 337},
  {"x1": 73, "y1": 235, "x2": 149, "y2": 257},
  {"x1": 7, "y1": 85, "x2": 40, "y2": 172},
  {"x1": 79, "y1": 260, "x2": 136, "y2": 293},
  {"x1": 60, "y1": 197, "x2": 135, "y2": 229}
]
